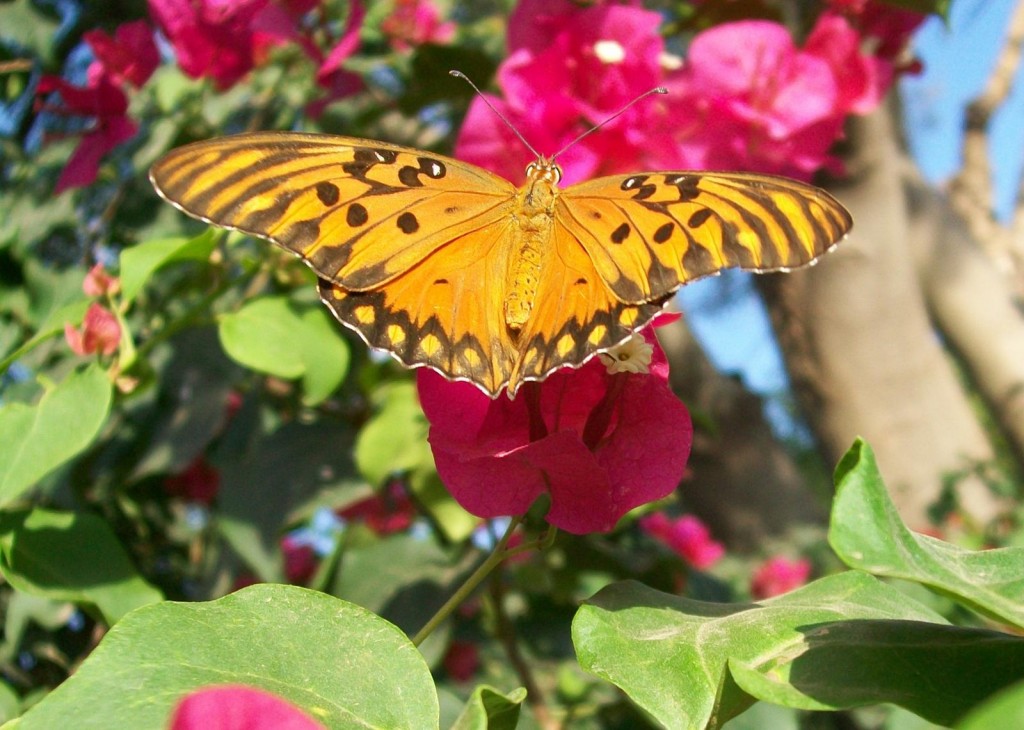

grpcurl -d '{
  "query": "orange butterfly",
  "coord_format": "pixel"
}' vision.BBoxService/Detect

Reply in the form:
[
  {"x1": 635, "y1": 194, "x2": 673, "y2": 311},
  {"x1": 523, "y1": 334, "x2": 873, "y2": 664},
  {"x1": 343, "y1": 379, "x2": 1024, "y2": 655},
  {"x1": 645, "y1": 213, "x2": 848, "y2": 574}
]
[{"x1": 150, "y1": 129, "x2": 851, "y2": 397}]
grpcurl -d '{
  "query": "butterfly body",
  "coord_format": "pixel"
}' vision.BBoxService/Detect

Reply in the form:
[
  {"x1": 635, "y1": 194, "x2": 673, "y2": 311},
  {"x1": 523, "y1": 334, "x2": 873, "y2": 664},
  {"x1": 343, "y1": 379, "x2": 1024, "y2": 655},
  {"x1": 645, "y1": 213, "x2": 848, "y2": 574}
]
[
  {"x1": 505, "y1": 160, "x2": 561, "y2": 332},
  {"x1": 150, "y1": 132, "x2": 852, "y2": 398}
]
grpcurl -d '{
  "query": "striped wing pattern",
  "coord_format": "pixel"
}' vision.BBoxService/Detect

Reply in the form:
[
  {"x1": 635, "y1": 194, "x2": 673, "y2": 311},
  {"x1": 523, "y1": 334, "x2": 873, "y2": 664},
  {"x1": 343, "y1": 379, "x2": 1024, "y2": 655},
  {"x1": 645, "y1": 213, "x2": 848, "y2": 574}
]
[{"x1": 151, "y1": 132, "x2": 852, "y2": 397}]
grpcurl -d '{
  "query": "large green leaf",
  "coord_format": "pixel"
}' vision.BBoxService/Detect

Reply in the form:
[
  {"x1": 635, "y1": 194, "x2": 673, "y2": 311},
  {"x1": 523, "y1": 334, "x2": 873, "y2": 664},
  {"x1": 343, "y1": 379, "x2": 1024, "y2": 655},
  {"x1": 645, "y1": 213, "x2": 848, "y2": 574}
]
[
  {"x1": 218, "y1": 296, "x2": 349, "y2": 405},
  {"x1": 830, "y1": 438, "x2": 1024, "y2": 628},
  {"x1": 0, "y1": 366, "x2": 111, "y2": 507},
  {"x1": 957, "y1": 679, "x2": 1024, "y2": 729},
  {"x1": 13, "y1": 584, "x2": 439, "y2": 729},
  {"x1": 0, "y1": 509, "x2": 162, "y2": 625},
  {"x1": 729, "y1": 619, "x2": 1024, "y2": 726},
  {"x1": 118, "y1": 231, "x2": 219, "y2": 304},
  {"x1": 573, "y1": 572, "x2": 947, "y2": 730}
]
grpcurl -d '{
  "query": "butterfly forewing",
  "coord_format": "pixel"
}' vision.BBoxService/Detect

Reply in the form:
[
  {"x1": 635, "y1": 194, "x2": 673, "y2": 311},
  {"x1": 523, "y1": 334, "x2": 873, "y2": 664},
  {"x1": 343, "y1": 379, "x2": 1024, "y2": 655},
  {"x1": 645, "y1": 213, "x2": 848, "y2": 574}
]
[
  {"x1": 149, "y1": 132, "x2": 517, "y2": 290},
  {"x1": 151, "y1": 131, "x2": 852, "y2": 398},
  {"x1": 557, "y1": 171, "x2": 852, "y2": 303}
]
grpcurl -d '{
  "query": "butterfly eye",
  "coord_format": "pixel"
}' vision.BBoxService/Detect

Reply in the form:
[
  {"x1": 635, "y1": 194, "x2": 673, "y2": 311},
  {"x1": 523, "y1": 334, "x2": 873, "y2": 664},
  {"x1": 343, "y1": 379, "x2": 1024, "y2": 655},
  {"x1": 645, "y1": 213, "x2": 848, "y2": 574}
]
[{"x1": 526, "y1": 161, "x2": 563, "y2": 185}]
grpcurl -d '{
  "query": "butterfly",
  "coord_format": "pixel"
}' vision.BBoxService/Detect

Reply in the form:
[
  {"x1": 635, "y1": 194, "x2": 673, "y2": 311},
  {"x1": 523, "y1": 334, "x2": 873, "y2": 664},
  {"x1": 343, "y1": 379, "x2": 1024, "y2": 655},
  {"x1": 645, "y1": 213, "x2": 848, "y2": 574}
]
[{"x1": 150, "y1": 132, "x2": 852, "y2": 398}]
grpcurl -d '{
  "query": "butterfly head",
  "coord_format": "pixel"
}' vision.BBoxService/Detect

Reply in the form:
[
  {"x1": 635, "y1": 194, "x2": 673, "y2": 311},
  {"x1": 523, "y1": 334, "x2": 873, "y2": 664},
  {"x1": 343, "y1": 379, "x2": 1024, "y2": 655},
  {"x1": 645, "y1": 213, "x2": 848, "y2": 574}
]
[{"x1": 526, "y1": 159, "x2": 563, "y2": 186}]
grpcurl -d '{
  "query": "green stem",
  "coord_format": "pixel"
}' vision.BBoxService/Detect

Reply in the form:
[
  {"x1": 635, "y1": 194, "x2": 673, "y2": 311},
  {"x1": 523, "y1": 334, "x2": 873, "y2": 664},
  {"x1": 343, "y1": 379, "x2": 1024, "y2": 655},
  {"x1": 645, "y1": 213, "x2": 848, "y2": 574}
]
[{"x1": 411, "y1": 515, "x2": 523, "y2": 647}]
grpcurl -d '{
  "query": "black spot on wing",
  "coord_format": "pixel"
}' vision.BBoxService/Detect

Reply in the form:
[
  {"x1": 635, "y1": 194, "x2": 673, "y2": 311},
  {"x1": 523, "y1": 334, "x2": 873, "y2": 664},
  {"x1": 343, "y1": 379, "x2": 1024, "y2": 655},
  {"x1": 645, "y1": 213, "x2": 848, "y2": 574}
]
[
  {"x1": 346, "y1": 203, "x2": 368, "y2": 227},
  {"x1": 611, "y1": 223, "x2": 631, "y2": 244},
  {"x1": 397, "y1": 211, "x2": 419, "y2": 234},
  {"x1": 316, "y1": 181, "x2": 340, "y2": 206},
  {"x1": 688, "y1": 209, "x2": 713, "y2": 228},
  {"x1": 398, "y1": 156, "x2": 447, "y2": 188},
  {"x1": 666, "y1": 174, "x2": 701, "y2": 202},
  {"x1": 653, "y1": 221, "x2": 674, "y2": 243}
]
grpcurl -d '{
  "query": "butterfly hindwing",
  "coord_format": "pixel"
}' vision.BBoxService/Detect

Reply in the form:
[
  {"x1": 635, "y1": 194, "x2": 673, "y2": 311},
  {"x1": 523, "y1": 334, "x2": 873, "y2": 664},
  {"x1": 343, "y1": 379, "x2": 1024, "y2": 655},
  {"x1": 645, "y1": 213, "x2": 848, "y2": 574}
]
[
  {"x1": 508, "y1": 224, "x2": 669, "y2": 387},
  {"x1": 557, "y1": 171, "x2": 852, "y2": 303},
  {"x1": 317, "y1": 215, "x2": 521, "y2": 395},
  {"x1": 149, "y1": 132, "x2": 517, "y2": 290}
]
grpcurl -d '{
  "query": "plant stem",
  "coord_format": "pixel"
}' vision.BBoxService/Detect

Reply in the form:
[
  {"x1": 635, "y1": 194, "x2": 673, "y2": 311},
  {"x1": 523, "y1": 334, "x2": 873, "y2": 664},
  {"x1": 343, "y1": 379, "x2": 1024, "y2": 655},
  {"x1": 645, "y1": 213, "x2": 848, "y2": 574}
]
[
  {"x1": 489, "y1": 566, "x2": 557, "y2": 730},
  {"x1": 411, "y1": 515, "x2": 523, "y2": 647}
]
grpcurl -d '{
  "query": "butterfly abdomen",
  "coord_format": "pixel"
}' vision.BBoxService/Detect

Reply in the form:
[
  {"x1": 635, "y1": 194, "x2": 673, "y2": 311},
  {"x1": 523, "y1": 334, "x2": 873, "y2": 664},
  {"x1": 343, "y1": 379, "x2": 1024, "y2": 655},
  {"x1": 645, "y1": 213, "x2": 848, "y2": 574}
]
[{"x1": 504, "y1": 175, "x2": 559, "y2": 333}]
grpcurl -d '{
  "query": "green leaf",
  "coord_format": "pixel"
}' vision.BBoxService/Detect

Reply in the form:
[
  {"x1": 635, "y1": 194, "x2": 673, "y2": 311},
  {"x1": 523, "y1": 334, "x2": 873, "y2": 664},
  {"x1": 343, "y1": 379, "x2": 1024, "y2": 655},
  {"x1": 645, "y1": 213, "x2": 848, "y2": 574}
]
[
  {"x1": 830, "y1": 438, "x2": 1024, "y2": 628},
  {"x1": 354, "y1": 382, "x2": 431, "y2": 485},
  {"x1": 216, "y1": 515, "x2": 283, "y2": 584},
  {"x1": 572, "y1": 572, "x2": 946, "y2": 730},
  {"x1": 333, "y1": 533, "x2": 463, "y2": 627},
  {"x1": 409, "y1": 467, "x2": 478, "y2": 543},
  {"x1": 295, "y1": 307, "x2": 350, "y2": 405},
  {"x1": 0, "y1": 299, "x2": 89, "y2": 372},
  {"x1": 118, "y1": 231, "x2": 218, "y2": 304},
  {"x1": 0, "y1": 509, "x2": 163, "y2": 624},
  {"x1": 0, "y1": 366, "x2": 112, "y2": 507},
  {"x1": 13, "y1": 584, "x2": 439, "y2": 730},
  {"x1": 957, "y1": 679, "x2": 1024, "y2": 729},
  {"x1": 450, "y1": 685, "x2": 527, "y2": 730},
  {"x1": 0, "y1": 679, "x2": 18, "y2": 724},
  {"x1": 218, "y1": 296, "x2": 348, "y2": 405},
  {"x1": 0, "y1": 0, "x2": 59, "y2": 63},
  {"x1": 729, "y1": 619, "x2": 1024, "y2": 726}
]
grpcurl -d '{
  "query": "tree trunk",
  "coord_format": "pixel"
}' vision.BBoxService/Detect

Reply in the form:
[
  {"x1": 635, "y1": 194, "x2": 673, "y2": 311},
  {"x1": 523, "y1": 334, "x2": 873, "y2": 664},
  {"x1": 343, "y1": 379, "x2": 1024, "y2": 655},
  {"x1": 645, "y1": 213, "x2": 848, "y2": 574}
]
[
  {"x1": 909, "y1": 177, "x2": 1024, "y2": 469},
  {"x1": 660, "y1": 316, "x2": 828, "y2": 552},
  {"x1": 758, "y1": 106, "x2": 1001, "y2": 528}
]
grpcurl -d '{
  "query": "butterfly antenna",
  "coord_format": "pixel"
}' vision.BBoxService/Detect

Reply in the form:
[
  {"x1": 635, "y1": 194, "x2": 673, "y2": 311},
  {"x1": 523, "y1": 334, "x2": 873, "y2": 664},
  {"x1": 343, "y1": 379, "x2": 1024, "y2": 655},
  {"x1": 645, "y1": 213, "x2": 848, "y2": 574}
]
[
  {"x1": 551, "y1": 86, "x2": 668, "y2": 162},
  {"x1": 449, "y1": 70, "x2": 543, "y2": 159}
]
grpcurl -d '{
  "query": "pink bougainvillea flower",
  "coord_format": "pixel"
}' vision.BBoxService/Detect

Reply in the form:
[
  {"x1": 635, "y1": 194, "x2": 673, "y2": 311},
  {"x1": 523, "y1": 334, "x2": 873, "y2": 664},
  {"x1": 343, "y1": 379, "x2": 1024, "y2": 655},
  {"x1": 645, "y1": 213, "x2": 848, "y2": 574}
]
[
  {"x1": 337, "y1": 481, "x2": 415, "y2": 535},
  {"x1": 669, "y1": 20, "x2": 845, "y2": 180},
  {"x1": 828, "y1": 0, "x2": 926, "y2": 62},
  {"x1": 307, "y1": 0, "x2": 365, "y2": 117},
  {"x1": 148, "y1": 0, "x2": 287, "y2": 89},
  {"x1": 507, "y1": 0, "x2": 644, "y2": 56},
  {"x1": 83, "y1": 20, "x2": 159, "y2": 88},
  {"x1": 382, "y1": 0, "x2": 454, "y2": 52},
  {"x1": 164, "y1": 456, "x2": 221, "y2": 504},
  {"x1": 640, "y1": 512, "x2": 725, "y2": 569},
  {"x1": 82, "y1": 263, "x2": 120, "y2": 297},
  {"x1": 169, "y1": 685, "x2": 326, "y2": 730},
  {"x1": 805, "y1": 12, "x2": 891, "y2": 116},
  {"x1": 36, "y1": 73, "x2": 137, "y2": 192},
  {"x1": 751, "y1": 556, "x2": 812, "y2": 598},
  {"x1": 417, "y1": 318, "x2": 692, "y2": 535},
  {"x1": 64, "y1": 302, "x2": 122, "y2": 356},
  {"x1": 280, "y1": 535, "x2": 318, "y2": 584},
  {"x1": 454, "y1": 0, "x2": 672, "y2": 185}
]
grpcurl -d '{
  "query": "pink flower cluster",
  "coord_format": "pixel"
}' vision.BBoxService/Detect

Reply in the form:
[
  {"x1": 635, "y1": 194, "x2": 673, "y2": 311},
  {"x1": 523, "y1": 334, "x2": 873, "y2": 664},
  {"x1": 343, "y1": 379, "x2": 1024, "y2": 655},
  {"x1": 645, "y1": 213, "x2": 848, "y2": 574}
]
[
  {"x1": 456, "y1": 0, "x2": 924, "y2": 183},
  {"x1": 65, "y1": 264, "x2": 122, "y2": 357},
  {"x1": 37, "y1": 21, "x2": 158, "y2": 192},
  {"x1": 750, "y1": 556, "x2": 812, "y2": 599},
  {"x1": 418, "y1": 318, "x2": 692, "y2": 535},
  {"x1": 39, "y1": 0, "x2": 461, "y2": 191},
  {"x1": 639, "y1": 512, "x2": 725, "y2": 569}
]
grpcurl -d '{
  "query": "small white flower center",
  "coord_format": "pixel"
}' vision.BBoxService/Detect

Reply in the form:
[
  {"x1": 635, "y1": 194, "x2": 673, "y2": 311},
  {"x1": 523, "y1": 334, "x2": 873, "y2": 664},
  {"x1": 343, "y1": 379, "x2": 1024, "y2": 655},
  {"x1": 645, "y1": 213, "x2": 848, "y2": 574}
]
[
  {"x1": 600, "y1": 333, "x2": 654, "y2": 374},
  {"x1": 659, "y1": 51, "x2": 683, "y2": 71},
  {"x1": 594, "y1": 40, "x2": 626, "y2": 64}
]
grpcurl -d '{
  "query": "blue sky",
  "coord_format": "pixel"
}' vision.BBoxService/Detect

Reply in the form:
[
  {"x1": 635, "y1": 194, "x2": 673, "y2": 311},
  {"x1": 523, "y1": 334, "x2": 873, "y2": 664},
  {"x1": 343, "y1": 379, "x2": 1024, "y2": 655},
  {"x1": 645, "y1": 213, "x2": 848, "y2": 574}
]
[
  {"x1": 902, "y1": 0, "x2": 1024, "y2": 221},
  {"x1": 679, "y1": 0, "x2": 1024, "y2": 431}
]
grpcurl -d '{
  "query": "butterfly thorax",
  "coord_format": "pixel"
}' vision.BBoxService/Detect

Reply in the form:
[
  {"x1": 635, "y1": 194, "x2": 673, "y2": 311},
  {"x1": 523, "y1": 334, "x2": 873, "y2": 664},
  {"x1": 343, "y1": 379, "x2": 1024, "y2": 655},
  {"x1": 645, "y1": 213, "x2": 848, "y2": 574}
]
[{"x1": 504, "y1": 159, "x2": 563, "y2": 334}]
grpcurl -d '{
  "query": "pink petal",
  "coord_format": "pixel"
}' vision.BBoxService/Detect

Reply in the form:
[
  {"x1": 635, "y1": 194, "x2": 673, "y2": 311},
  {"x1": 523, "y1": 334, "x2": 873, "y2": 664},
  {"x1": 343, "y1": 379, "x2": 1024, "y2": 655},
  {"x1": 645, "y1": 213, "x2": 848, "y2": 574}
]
[
  {"x1": 169, "y1": 685, "x2": 326, "y2": 730},
  {"x1": 54, "y1": 115, "x2": 137, "y2": 193}
]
